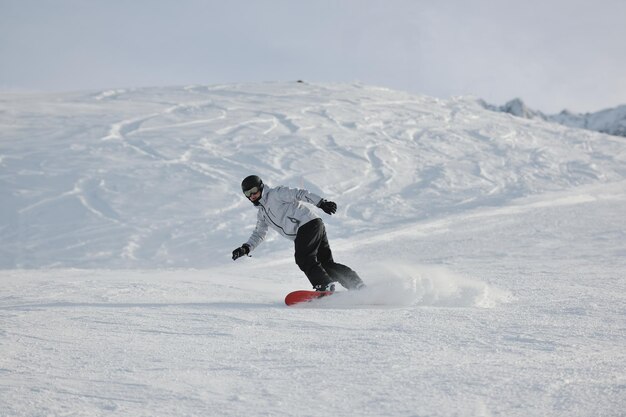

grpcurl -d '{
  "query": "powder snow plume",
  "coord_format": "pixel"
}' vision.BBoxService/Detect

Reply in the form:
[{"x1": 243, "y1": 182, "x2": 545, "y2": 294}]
[{"x1": 311, "y1": 262, "x2": 512, "y2": 308}]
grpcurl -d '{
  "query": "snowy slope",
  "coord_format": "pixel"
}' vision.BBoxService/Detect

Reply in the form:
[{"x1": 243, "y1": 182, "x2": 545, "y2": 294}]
[
  {"x1": 1, "y1": 82, "x2": 625, "y2": 417},
  {"x1": 2, "y1": 82, "x2": 625, "y2": 268}
]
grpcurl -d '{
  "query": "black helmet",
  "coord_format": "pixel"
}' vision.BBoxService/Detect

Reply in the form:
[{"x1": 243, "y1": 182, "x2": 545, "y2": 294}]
[{"x1": 241, "y1": 175, "x2": 264, "y2": 202}]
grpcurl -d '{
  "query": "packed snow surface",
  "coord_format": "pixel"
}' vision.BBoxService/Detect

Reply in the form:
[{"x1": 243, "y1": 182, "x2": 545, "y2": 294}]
[{"x1": 1, "y1": 82, "x2": 625, "y2": 416}]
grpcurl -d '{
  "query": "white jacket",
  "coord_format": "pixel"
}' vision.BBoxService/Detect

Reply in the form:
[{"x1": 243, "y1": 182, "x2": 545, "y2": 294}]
[{"x1": 245, "y1": 185, "x2": 323, "y2": 251}]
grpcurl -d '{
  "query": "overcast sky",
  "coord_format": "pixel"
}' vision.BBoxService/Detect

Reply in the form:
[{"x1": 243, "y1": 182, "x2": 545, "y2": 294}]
[{"x1": 1, "y1": 0, "x2": 625, "y2": 112}]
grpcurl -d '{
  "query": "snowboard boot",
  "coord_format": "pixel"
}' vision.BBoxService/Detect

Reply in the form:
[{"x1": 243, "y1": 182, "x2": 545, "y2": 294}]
[{"x1": 314, "y1": 282, "x2": 336, "y2": 293}]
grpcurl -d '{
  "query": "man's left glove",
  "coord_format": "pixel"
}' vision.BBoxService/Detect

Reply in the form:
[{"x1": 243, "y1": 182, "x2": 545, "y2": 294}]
[
  {"x1": 232, "y1": 244, "x2": 250, "y2": 261},
  {"x1": 317, "y1": 199, "x2": 337, "y2": 215}
]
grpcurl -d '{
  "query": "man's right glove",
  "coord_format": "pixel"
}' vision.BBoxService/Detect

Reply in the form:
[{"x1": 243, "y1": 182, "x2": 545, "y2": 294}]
[
  {"x1": 232, "y1": 244, "x2": 250, "y2": 261},
  {"x1": 317, "y1": 199, "x2": 337, "y2": 215}
]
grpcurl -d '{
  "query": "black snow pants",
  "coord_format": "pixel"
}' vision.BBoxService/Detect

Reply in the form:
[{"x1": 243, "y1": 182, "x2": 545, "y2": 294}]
[{"x1": 294, "y1": 218, "x2": 364, "y2": 290}]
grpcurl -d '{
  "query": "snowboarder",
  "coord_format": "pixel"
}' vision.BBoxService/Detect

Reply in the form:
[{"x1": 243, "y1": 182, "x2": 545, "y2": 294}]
[{"x1": 232, "y1": 175, "x2": 365, "y2": 292}]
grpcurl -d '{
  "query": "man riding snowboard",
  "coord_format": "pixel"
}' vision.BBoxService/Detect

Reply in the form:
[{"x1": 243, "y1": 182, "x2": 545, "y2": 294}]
[{"x1": 232, "y1": 175, "x2": 365, "y2": 292}]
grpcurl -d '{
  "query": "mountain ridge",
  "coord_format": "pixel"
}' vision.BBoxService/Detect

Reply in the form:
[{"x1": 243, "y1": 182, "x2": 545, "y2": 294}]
[{"x1": 481, "y1": 97, "x2": 626, "y2": 137}]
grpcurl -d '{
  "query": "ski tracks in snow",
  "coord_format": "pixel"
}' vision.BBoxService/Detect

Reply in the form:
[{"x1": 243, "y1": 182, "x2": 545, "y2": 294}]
[{"x1": 2, "y1": 82, "x2": 626, "y2": 269}]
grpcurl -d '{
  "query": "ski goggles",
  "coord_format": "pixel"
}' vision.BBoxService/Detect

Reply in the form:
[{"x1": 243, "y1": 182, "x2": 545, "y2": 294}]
[{"x1": 243, "y1": 186, "x2": 260, "y2": 197}]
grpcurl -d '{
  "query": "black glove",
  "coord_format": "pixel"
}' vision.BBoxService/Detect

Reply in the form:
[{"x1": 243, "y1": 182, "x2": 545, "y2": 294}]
[
  {"x1": 232, "y1": 244, "x2": 250, "y2": 261},
  {"x1": 317, "y1": 199, "x2": 337, "y2": 215}
]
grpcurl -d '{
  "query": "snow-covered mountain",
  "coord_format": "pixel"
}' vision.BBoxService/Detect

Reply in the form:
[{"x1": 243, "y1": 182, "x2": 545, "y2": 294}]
[
  {"x1": 2, "y1": 82, "x2": 624, "y2": 269},
  {"x1": 482, "y1": 97, "x2": 626, "y2": 137},
  {"x1": 1, "y1": 82, "x2": 625, "y2": 417}
]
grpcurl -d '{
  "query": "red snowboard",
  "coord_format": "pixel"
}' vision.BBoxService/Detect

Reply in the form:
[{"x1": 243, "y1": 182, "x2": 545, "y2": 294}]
[{"x1": 285, "y1": 290, "x2": 334, "y2": 306}]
